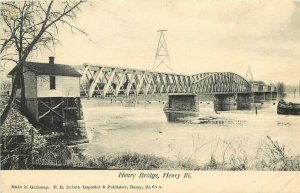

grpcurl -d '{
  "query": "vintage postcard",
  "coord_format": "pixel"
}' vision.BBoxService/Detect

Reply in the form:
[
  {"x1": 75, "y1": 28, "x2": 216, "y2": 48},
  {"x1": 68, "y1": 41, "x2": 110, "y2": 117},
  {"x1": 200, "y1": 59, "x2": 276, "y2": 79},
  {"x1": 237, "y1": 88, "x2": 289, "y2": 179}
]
[{"x1": 1, "y1": 0, "x2": 300, "y2": 193}]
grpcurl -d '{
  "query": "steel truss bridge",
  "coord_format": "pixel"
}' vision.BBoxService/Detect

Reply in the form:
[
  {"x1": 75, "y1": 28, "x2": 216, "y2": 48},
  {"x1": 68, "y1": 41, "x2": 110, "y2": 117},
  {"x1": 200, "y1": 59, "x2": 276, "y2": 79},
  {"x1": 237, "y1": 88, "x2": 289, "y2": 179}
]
[{"x1": 75, "y1": 64, "x2": 275, "y2": 98}]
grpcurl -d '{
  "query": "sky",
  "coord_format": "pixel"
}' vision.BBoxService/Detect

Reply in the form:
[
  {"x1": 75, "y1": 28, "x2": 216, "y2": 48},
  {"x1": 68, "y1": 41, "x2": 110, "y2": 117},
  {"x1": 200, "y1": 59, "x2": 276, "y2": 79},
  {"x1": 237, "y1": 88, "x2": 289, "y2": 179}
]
[{"x1": 2, "y1": 0, "x2": 300, "y2": 85}]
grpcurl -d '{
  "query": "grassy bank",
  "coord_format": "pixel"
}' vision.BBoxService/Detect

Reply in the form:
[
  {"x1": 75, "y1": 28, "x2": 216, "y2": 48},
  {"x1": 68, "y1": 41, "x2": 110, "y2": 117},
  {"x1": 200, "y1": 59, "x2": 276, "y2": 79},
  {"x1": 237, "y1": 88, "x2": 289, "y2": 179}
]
[
  {"x1": 0, "y1": 96, "x2": 86, "y2": 169},
  {"x1": 32, "y1": 136, "x2": 300, "y2": 171}
]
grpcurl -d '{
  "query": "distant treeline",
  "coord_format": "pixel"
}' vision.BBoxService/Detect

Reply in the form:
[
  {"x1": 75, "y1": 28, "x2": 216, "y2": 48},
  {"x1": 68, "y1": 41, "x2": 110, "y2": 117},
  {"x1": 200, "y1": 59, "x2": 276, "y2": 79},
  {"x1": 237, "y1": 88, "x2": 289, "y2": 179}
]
[{"x1": 285, "y1": 84, "x2": 300, "y2": 93}]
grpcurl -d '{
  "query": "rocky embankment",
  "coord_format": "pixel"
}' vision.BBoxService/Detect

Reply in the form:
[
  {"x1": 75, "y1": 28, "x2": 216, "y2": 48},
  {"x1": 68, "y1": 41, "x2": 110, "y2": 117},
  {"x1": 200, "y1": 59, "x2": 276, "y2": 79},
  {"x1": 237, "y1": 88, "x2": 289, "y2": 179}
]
[{"x1": 0, "y1": 96, "x2": 47, "y2": 149}]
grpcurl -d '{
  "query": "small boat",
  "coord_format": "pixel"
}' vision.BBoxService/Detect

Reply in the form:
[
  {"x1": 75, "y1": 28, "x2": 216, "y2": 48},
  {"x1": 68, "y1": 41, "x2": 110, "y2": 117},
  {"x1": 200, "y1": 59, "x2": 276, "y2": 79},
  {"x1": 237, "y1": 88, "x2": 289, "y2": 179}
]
[{"x1": 277, "y1": 100, "x2": 300, "y2": 115}]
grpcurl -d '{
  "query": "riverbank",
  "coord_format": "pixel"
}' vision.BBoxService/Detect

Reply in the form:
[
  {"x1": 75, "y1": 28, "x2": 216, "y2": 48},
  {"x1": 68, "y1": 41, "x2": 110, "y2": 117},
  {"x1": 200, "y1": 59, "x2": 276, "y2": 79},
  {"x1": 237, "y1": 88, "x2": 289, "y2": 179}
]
[
  {"x1": 0, "y1": 96, "x2": 87, "y2": 169},
  {"x1": 0, "y1": 96, "x2": 47, "y2": 169},
  {"x1": 32, "y1": 136, "x2": 300, "y2": 170},
  {"x1": 0, "y1": 97, "x2": 47, "y2": 149}
]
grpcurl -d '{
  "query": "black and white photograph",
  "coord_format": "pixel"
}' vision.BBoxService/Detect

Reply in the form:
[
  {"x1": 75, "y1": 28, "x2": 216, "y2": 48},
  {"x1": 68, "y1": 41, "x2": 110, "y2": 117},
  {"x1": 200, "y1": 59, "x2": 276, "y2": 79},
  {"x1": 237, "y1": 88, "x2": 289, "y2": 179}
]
[{"x1": 0, "y1": 0, "x2": 300, "y2": 192}]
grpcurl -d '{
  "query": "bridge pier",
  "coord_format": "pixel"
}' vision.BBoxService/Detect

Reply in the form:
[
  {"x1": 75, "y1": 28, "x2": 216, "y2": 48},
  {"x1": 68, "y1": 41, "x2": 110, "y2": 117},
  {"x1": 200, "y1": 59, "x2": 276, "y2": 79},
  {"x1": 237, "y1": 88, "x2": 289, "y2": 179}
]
[
  {"x1": 214, "y1": 93, "x2": 255, "y2": 111},
  {"x1": 253, "y1": 92, "x2": 265, "y2": 102},
  {"x1": 164, "y1": 94, "x2": 199, "y2": 122},
  {"x1": 236, "y1": 93, "x2": 254, "y2": 110},
  {"x1": 214, "y1": 94, "x2": 238, "y2": 111},
  {"x1": 253, "y1": 92, "x2": 278, "y2": 102},
  {"x1": 265, "y1": 92, "x2": 272, "y2": 100},
  {"x1": 165, "y1": 94, "x2": 199, "y2": 112}
]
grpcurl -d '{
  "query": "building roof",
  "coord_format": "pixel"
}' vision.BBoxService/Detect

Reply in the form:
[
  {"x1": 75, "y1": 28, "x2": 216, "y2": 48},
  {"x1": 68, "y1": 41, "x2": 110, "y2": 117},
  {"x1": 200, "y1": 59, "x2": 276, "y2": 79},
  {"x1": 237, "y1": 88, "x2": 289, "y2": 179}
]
[
  {"x1": 8, "y1": 62, "x2": 82, "y2": 77},
  {"x1": 249, "y1": 80, "x2": 267, "y2": 85}
]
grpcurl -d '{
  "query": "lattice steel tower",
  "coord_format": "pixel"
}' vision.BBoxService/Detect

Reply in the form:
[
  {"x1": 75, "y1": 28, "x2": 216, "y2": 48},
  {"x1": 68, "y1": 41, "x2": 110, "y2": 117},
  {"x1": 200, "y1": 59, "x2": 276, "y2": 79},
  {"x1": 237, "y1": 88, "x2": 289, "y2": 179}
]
[
  {"x1": 152, "y1": 30, "x2": 172, "y2": 71},
  {"x1": 245, "y1": 66, "x2": 253, "y2": 82}
]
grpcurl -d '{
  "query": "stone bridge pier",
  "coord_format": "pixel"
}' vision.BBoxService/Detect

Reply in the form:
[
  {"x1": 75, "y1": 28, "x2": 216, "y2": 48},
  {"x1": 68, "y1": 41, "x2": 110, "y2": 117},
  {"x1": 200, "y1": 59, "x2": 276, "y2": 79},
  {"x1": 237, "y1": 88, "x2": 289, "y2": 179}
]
[
  {"x1": 214, "y1": 94, "x2": 237, "y2": 111},
  {"x1": 165, "y1": 93, "x2": 260, "y2": 112},
  {"x1": 236, "y1": 93, "x2": 254, "y2": 109},
  {"x1": 164, "y1": 94, "x2": 199, "y2": 122},
  {"x1": 214, "y1": 93, "x2": 254, "y2": 111},
  {"x1": 165, "y1": 94, "x2": 199, "y2": 112},
  {"x1": 165, "y1": 91, "x2": 276, "y2": 113},
  {"x1": 253, "y1": 92, "x2": 265, "y2": 102},
  {"x1": 253, "y1": 92, "x2": 277, "y2": 102},
  {"x1": 265, "y1": 92, "x2": 277, "y2": 100}
]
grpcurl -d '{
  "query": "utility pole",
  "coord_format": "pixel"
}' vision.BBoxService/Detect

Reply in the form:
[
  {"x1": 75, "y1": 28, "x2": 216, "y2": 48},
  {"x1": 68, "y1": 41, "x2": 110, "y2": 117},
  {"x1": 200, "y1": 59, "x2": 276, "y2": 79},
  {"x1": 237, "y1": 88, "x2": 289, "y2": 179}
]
[
  {"x1": 152, "y1": 30, "x2": 172, "y2": 72},
  {"x1": 245, "y1": 66, "x2": 253, "y2": 82}
]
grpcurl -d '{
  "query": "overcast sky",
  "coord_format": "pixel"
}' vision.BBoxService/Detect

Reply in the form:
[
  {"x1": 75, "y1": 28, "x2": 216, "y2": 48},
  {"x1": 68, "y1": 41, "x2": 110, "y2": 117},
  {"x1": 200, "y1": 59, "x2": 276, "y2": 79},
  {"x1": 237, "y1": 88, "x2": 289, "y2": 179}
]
[{"x1": 5, "y1": 0, "x2": 300, "y2": 85}]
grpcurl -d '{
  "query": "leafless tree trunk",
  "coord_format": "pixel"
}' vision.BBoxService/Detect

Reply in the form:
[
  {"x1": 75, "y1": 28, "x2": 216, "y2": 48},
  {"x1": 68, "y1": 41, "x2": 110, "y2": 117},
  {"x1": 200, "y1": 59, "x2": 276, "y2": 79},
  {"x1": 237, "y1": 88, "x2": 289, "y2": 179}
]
[
  {"x1": 0, "y1": 70, "x2": 20, "y2": 125},
  {"x1": 0, "y1": 0, "x2": 88, "y2": 126}
]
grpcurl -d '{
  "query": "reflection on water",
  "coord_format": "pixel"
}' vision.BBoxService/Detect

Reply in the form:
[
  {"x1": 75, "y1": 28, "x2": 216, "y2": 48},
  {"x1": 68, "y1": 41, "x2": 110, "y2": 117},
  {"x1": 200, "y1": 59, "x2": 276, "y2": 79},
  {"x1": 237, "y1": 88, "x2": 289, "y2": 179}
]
[
  {"x1": 237, "y1": 102, "x2": 251, "y2": 110},
  {"x1": 79, "y1": 94, "x2": 300, "y2": 164},
  {"x1": 164, "y1": 111, "x2": 199, "y2": 122}
]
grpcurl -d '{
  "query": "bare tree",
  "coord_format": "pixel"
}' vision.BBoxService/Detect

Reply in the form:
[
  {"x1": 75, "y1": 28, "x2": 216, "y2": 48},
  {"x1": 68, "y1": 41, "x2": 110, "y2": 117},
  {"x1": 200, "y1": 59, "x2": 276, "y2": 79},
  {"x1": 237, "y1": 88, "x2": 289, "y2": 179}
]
[
  {"x1": 0, "y1": 0, "x2": 88, "y2": 126},
  {"x1": 276, "y1": 82, "x2": 286, "y2": 99}
]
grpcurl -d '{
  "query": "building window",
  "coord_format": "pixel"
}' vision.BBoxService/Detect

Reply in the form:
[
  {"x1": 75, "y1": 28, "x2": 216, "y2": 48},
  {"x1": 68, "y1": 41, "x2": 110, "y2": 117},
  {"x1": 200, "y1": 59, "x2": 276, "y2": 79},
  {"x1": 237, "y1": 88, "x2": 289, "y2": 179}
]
[{"x1": 50, "y1": 76, "x2": 56, "y2": 90}]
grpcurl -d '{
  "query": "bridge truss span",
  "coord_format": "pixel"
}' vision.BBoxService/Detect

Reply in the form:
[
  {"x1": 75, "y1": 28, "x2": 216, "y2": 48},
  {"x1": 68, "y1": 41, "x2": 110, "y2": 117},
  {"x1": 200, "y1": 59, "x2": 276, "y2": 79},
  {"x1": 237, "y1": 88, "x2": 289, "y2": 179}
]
[
  {"x1": 78, "y1": 64, "x2": 192, "y2": 97},
  {"x1": 190, "y1": 72, "x2": 251, "y2": 94},
  {"x1": 77, "y1": 64, "x2": 257, "y2": 97}
]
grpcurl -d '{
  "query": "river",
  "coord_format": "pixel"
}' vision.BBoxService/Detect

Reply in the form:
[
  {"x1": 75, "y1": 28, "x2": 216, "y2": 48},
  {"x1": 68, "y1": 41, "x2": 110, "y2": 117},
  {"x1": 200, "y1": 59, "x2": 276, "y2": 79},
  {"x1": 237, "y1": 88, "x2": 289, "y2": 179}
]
[{"x1": 78, "y1": 93, "x2": 300, "y2": 164}]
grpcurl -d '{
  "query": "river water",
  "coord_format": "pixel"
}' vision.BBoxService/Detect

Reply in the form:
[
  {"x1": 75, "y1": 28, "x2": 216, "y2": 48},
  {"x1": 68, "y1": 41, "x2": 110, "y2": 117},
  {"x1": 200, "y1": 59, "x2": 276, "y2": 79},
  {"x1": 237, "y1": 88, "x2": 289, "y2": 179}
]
[{"x1": 78, "y1": 93, "x2": 300, "y2": 164}]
